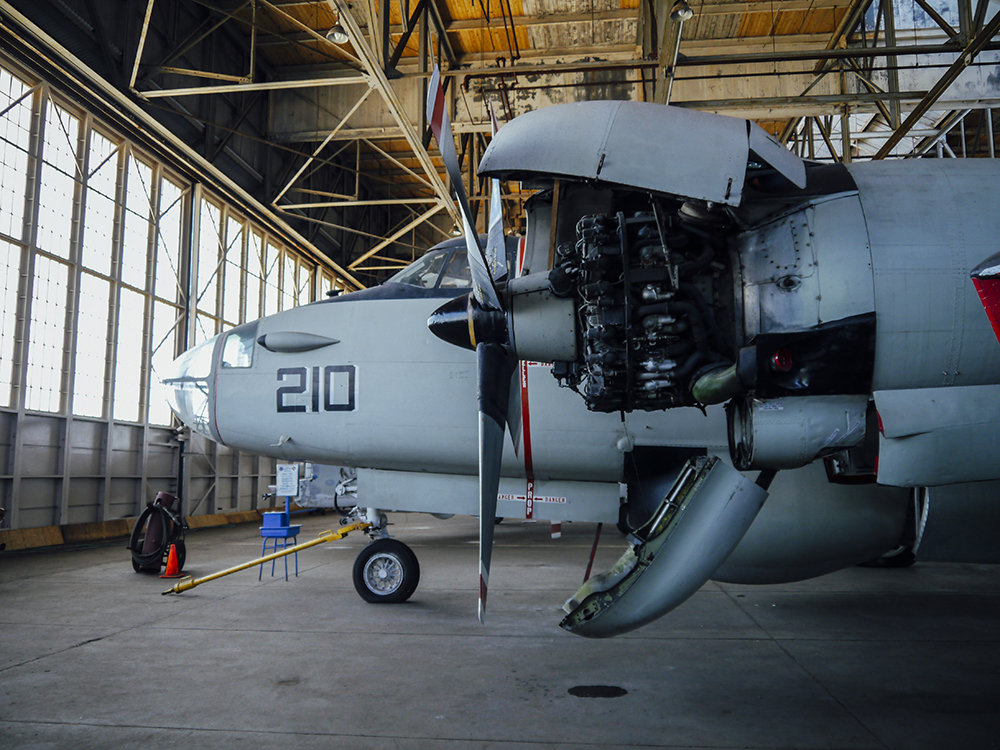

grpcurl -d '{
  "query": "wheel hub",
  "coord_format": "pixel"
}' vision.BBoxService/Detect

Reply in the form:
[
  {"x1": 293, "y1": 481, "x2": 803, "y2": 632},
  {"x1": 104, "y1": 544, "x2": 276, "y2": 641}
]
[{"x1": 363, "y1": 552, "x2": 403, "y2": 594}]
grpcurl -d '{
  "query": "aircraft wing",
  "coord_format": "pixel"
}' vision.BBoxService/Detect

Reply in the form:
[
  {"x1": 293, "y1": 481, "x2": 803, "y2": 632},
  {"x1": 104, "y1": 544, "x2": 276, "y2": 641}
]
[{"x1": 874, "y1": 385, "x2": 1000, "y2": 486}]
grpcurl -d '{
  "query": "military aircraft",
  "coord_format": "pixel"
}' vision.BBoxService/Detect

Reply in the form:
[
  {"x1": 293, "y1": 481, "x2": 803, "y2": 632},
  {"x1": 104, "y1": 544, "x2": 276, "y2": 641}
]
[{"x1": 161, "y1": 84, "x2": 1000, "y2": 638}]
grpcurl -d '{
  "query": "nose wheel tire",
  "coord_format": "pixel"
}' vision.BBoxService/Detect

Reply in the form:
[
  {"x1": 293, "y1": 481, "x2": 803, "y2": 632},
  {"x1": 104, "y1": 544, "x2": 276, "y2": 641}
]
[{"x1": 352, "y1": 538, "x2": 420, "y2": 603}]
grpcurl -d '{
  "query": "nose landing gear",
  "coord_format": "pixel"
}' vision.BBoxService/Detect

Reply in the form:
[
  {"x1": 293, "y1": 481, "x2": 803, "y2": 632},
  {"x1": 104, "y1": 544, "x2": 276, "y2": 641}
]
[
  {"x1": 353, "y1": 537, "x2": 420, "y2": 603},
  {"x1": 346, "y1": 506, "x2": 421, "y2": 604}
]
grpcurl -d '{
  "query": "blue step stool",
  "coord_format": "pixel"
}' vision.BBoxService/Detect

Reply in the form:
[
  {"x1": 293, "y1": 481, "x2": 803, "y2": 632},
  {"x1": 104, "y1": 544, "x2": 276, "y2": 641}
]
[{"x1": 259, "y1": 501, "x2": 302, "y2": 581}]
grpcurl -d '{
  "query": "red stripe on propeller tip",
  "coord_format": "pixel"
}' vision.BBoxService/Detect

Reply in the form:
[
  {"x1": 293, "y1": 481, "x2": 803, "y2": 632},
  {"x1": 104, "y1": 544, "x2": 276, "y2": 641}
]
[
  {"x1": 478, "y1": 576, "x2": 488, "y2": 621},
  {"x1": 430, "y1": 90, "x2": 444, "y2": 138},
  {"x1": 427, "y1": 67, "x2": 445, "y2": 140}
]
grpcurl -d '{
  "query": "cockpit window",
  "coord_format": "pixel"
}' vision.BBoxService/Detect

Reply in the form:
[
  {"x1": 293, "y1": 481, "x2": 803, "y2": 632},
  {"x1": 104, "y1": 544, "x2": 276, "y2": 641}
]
[
  {"x1": 221, "y1": 321, "x2": 258, "y2": 368},
  {"x1": 439, "y1": 252, "x2": 473, "y2": 288},
  {"x1": 387, "y1": 249, "x2": 451, "y2": 289}
]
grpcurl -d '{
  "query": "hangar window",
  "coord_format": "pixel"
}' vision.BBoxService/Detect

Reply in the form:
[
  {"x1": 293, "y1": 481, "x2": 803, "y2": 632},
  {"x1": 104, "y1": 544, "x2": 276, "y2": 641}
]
[
  {"x1": 297, "y1": 262, "x2": 313, "y2": 307},
  {"x1": 319, "y1": 272, "x2": 333, "y2": 299},
  {"x1": 245, "y1": 231, "x2": 263, "y2": 321},
  {"x1": 25, "y1": 256, "x2": 69, "y2": 413},
  {"x1": 154, "y1": 178, "x2": 185, "y2": 305},
  {"x1": 195, "y1": 313, "x2": 215, "y2": 347},
  {"x1": 282, "y1": 253, "x2": 295, "y2": 310},
  {"x1": 148, "y1": 298, "x2": 177, "y2": 427},
  {"x1": 113, "y1": 288, "x2": 145, "y2": 423},
  {"x1": 223, "y1": 216, "x2": 244, "y2": 327},
  {"x1": 82, "y1": 131, "x2": 120, "y2": 276},
  {"x1": 264, "y1": 240, "x2": 280, "y2": 316},
  {"x1": 37, "y1": 102, "x2": 80, "y2": 261},
  {"x1": 197, "y1": 198, "x2": 222, "y2": 335},
  {"x1": 0, "y1": 241, "x2": 19, "y2": 408},
  {"x1": 148, "y1": 176, "x2": 185, "y2": 426},
  {"x1": 121, "y1": 152, "x2": 154, "y2": 291},
  {"x1": 73, "y1": 273, "x2": 110, "y2": 418},
  {"x1": 0, "y1": 51, "x2": 343, "y2": 530},
  {"x1": 0, "y1": 69, "x2": 32, "y2": 241}
]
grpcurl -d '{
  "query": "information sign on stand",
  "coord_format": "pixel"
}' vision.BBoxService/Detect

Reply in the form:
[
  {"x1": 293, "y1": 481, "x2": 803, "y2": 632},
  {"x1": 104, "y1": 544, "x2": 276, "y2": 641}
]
[{"x1": 276, "y1": 464, "x2": 300, "y2": 497}]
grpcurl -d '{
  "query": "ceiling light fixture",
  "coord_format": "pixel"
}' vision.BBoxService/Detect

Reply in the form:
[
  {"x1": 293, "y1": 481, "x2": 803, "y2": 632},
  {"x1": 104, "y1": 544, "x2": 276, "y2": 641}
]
[
  {"x1": 669, "y1": 0, "x2": 694, "y2": 21},
  {"x1": 326, "y1": 24, "x2": 349, "y2": 44}
]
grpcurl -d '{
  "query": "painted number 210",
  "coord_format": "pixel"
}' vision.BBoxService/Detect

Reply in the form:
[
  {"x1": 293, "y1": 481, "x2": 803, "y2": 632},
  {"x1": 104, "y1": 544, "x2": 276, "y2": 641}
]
[{"x1": 276, "y1": 366, "x2": 356, "y2": 413}]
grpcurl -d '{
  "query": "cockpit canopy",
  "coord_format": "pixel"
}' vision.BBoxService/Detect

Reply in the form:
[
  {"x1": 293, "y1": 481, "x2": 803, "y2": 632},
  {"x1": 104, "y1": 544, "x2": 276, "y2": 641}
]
[{"x1": 387, "y1": 244, "x2": 472, "y2": 290}]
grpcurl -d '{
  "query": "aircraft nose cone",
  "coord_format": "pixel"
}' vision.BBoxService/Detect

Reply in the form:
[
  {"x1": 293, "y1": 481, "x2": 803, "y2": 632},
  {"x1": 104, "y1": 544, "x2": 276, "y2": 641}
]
[
  {"x1": 158, "y1": 334, "x2": 220, "y2": 439},
  {"x1": 427, "y1": 293, "x2": 509, "y2": 351}
]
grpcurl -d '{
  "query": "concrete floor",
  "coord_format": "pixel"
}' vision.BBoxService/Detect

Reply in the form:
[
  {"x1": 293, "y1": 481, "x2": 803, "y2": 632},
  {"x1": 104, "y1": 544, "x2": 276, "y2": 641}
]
[{"x1": 1, "y1": 511, "x2": 998, "y2": 750}]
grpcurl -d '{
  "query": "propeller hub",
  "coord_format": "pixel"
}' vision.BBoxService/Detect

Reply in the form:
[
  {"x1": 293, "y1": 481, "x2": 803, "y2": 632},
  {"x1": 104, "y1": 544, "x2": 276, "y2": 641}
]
[{"x1": 428, "y1": 293, "x2": 509, "y2": 352}]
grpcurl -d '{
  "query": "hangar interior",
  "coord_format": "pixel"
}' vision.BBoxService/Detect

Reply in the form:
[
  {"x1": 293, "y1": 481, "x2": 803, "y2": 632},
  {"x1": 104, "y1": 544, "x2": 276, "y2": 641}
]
[{"x1": 0, "y1": 0, "x2": 998, "y2": 541}]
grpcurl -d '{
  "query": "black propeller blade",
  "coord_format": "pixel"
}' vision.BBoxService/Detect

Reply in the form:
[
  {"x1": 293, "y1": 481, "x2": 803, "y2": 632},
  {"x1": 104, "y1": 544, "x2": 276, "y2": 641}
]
[
  {"x1": 426, "y1": 66, "x2": 518, "y2": 622},
  {"x1": 476, "y1": 341, "x2": 516, "y2": 620}
]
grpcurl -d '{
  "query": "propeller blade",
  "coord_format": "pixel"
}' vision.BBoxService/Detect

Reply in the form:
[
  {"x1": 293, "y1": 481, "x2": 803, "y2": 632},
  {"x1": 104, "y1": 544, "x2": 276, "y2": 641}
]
[
  {"x1": 427, "y1": 69, "x2": 520, "y2": 621},
  {"x1": 459, "y1": 208, "x2": 501, "y2": 311},
  {"x1": 426, "y1": 66, "x2": 503, "y2": 312},
  {"x1": 476, "y1": 341, "x2": 515, "y2": 622},
  {"x1": 506, "y1": 362, "x2": 523, "y2": 458},
  {"x1": 484, "y1": 101, "x2": 508, "y2": 284}
]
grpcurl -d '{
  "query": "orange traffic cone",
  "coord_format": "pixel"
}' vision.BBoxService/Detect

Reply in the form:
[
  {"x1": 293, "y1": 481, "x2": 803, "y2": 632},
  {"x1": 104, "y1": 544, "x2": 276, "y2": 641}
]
[{"x1": 159, "y1": 544, "x2": 183, "y2": 578}]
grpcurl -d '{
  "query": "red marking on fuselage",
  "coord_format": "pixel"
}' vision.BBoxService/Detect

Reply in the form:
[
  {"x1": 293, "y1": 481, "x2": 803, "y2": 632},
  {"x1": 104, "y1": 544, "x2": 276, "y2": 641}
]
[
  {"x1": 520, "y1": 360, "x2": 535, "y2": 520},
  {"x1": 973, "y1": 277, "x2": 1000, "y2": 345},
  {"x1": 516, "y1": 236, "x2": 535, "y2": 519}
]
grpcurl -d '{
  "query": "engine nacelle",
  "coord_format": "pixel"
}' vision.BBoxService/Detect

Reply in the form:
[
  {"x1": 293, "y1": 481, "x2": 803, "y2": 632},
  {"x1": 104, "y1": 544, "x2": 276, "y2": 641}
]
[
  {"x1": 487, "y1": 102, "x2": 1000, "y2": 479},
  {"x1": 727, "y1": 394, "x2": 869, "y2": 471}
]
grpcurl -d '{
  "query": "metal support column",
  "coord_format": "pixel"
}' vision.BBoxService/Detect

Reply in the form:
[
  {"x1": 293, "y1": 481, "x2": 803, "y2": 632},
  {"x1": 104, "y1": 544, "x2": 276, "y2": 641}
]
[
  {"x1": 841, "y1": 107, "x2": 852, "y2": 163},
  {"x1": 177, "y1": 182, "x2": 200, "y2": 518},
  {"x1": 989, "y1": 108, "x2": 995, "y2": 157},
  {"x1": 882, "y1": 0, "x2": 901, "y2": 130},
  {"x1": 9, "y1": 83, "x2": 47, "y2": 530}
]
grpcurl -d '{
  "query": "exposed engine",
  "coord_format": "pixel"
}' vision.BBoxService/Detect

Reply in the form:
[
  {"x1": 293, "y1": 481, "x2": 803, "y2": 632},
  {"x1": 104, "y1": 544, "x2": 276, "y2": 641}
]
[
  {"x1": 508, "y1": 176, "x2": 881, "y2": 474},
  {"x1": 538, "y1": 185, "x2": 736, "y2": 413}
]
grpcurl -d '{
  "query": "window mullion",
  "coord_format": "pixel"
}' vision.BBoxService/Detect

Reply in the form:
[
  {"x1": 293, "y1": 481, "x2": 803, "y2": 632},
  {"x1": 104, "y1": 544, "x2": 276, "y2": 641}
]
[
  {"x1": 105, "y1": 142, "x2": 128, "y2": 419},
  {"x1": 55, "y1": 110, "x2": 89, "y2": 524},
  {"x1": 7, "y1": 82, "x2": 46, "y2": 530}
]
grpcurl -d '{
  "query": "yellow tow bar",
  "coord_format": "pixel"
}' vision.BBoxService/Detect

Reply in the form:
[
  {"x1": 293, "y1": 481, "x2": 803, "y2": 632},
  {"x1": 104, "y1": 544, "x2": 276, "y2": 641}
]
[{"x1": 162, "y1": 521, "x2": 372, "y2": 595}]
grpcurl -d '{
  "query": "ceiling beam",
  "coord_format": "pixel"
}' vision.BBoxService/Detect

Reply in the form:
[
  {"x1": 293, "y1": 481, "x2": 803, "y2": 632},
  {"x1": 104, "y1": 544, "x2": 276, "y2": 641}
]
[
  {"x1": 873, "y1": 8, "x2": 1000, "y2": 158},
  {"x1": 347, "y1": 203, "x2": 446, "y2": 269},
  {"x1": 679, "y1": 39, "x2": 1000, "y2": 66},
  {"x1": 253, "y1": 0, "x2": 848, "y2": 37},
  {"x1": 325, "y1": 0, "x2": 458, "y2": 228},
  {"x1": 138, "y1": 73, "x2": 367, "y2": 98}
]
